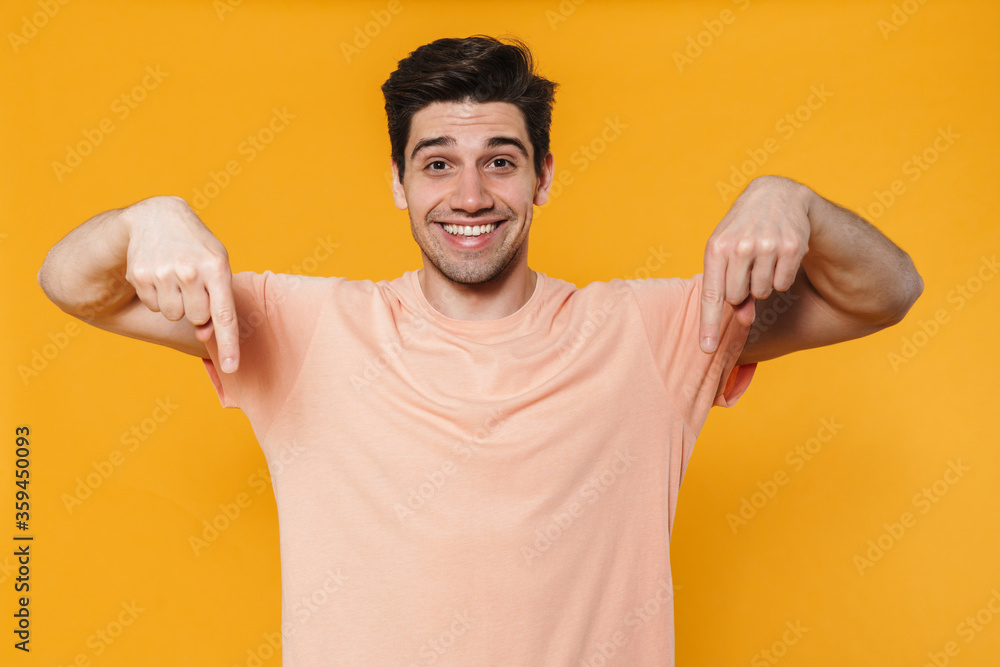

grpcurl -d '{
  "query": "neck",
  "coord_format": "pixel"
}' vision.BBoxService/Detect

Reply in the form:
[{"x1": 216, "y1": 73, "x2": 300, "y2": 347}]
[{"x1": 418, "y1": 257, "x2": 537, "y2": 321}]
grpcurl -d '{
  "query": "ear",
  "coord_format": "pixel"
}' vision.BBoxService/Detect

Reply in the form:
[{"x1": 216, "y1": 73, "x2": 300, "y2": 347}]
[
  {"x1": 390, "y1": 158, "x2": 407, "y2": 210},
  {"x1": 533, "y1": 152, "x2": 555, "y2": 206}
]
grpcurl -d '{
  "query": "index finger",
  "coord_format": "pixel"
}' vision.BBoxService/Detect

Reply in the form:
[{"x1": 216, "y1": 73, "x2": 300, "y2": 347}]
[
  {"x1": 700, "y1": 253, "x2": 728, "y2": 354},
  {"x1": 206, "y1": 271, "x2": 240, "y2": 373}
]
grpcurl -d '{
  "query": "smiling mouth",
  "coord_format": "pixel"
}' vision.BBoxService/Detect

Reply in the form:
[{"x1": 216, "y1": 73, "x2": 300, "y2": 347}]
[{"x1": 439, "y1": 221, "x2": 504, "y2": 237}]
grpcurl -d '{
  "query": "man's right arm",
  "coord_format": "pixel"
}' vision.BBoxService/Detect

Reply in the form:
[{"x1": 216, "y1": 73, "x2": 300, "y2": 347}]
[{"x1": 36, "y1": 195, "x2": 242, "y2": 373}]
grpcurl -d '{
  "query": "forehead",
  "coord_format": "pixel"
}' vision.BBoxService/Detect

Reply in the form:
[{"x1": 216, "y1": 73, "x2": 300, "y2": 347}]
[{"x1": 407, "y1": 101, "x2": 530, "y2": 154}]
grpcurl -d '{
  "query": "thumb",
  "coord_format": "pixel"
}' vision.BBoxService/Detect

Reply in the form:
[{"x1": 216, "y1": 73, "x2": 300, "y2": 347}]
[
  {"x1": 735, "y1": 295, "x2": 756, "y2": 328},
  {"x1": 194, "y1": 320, "x2": 215, "y2": 343}
]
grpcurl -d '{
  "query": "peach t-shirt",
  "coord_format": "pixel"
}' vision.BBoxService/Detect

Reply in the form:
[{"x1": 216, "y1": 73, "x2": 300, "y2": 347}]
[{"x1": 202, "y1": 269, "x2": 755, "y2": 666}]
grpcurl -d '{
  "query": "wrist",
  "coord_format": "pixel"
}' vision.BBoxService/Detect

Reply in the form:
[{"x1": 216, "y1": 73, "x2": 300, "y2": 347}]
[
  {"x1": 800, "y1": 185, "x2": 828, "y2": 245},
  {"x1": 120, "y1": 195, "x2": 186, "y2": 235}
]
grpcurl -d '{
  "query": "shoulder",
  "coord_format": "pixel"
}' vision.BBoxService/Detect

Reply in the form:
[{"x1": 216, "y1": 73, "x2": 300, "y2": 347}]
[
  {"x1": 535, "y1": 273, "x2": 704, "y2": 317},
  {"x1": 234, "y1": 270, "x2": 383, "y2": 308}
]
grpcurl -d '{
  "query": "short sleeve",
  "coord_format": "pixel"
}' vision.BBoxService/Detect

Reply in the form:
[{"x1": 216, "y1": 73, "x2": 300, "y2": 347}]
[
  {"x1": 627, "y1": 273, "x2": 757, "y2": 432},
  {"x1": 202, "y1": 271, "x2": 331, "y2": 435}
]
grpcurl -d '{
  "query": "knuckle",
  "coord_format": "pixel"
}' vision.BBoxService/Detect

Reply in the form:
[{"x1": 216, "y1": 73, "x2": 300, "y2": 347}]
[
  {"x1": 175, "y1": 264, "x2": 198, "y2": 284},
  {"x1": 203, "y1": 254, "x2": 231, "y2": 277},
  {"x1": 129, "y1": 265, "x2": 151, "y2": 284},
  {"x1": 213, "y1": 307, "x2": 236, "y2": 326},
  {"x1": 706, "y1": 238, "x2": 729, "y2": 257},
  {"x1": 208, "y1": 241, "x2": 230, "y2": 260},
  {"x1": 734, "y1": 238, "x2": 755, "y2": 258},
  {"x1": 757, "y1": 237, "x2": 777, "y2": 254},
  {"x1": 187, "y1": 311, "x2": 210, "y2": 326},
  {"x1": 779, "y1": 238, "x2": 800, "y2": 255},
  {"x1": 701, "y1": 287, "x2": 722, "y2": 304},
  {"x1": 776, "y1": 275, "x2": 795, "y2": 291}
]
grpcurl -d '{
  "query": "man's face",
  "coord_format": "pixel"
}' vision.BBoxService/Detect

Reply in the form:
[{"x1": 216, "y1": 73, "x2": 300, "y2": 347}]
[{"x1": 391, "y1": 100, "x2": 554, "y2": 286}]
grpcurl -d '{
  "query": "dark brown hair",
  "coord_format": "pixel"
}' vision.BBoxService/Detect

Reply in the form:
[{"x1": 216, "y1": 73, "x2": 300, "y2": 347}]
[{"x1": 381, "y1": 35, "x2": 558, "y2": 182}]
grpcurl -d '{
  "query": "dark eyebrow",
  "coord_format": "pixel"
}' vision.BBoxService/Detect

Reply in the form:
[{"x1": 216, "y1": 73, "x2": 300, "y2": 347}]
[
  {"x1": 410, "y1": 136, "x2": 455, "y2": 161},
  {"x1": 486, "y1": 136, "x2": 529, "y2": 159},
  {"x1": 409, "y1": 135, "x2": 530, "y2": 161}
]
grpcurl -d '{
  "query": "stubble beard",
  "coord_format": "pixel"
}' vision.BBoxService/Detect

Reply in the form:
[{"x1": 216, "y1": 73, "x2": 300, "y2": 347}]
[{"x1": 412, "y1": 206, "x2": 527, "y2": 286}]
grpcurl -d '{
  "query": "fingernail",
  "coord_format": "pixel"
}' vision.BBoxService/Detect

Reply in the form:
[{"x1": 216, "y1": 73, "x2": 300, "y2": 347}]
[
  {"x1": 222, "y1": 358, "x2": 236, "y2": 373},
  {"x1": 702, "y1": 336, "x2": 715, "y2": 351}
]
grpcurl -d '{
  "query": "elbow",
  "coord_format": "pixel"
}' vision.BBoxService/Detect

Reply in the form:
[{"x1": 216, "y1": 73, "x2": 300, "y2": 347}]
[
  {"x1": 36, "y1": 254, "x2": 67, "y2": 310},
  {"x1": 36, "y1": 255, "x2": 55, "y2": 302},
  {"x1": 910, "y1": 270, "x2": 925, "y2": 305},
  {"x1": 880, "y1": 264, "x2": 924, "y2": 327},
  {"x1": 36, "y1": 252, "x2": 80, "y2": 316}
]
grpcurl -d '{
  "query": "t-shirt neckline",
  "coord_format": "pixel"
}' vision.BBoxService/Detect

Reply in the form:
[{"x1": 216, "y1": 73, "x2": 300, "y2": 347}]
[{"x1": 406, "y1": 269, "x2": 547, "y2": 335}]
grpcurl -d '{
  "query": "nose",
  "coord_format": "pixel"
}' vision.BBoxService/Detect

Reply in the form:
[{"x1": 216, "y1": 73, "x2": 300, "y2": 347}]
[{"x1": 448, "y1": 166, "x2": 494, "y2": 213}]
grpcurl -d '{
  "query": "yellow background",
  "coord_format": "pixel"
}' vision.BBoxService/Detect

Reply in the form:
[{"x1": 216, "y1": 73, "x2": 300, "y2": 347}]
[{"x1": 3, "y1": 0, "x2": 998, "y2": 664}]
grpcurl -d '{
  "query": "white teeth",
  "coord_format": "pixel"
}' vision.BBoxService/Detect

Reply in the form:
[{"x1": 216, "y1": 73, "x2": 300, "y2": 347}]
[{"x1": 443, "y1": 222, "x2": 498, "y2": 237}]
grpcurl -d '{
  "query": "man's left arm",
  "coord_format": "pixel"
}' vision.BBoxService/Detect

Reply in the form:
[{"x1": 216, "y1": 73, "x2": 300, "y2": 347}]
[{"x1": 697, "y1": 175, "x2": 924, "y2": 365}]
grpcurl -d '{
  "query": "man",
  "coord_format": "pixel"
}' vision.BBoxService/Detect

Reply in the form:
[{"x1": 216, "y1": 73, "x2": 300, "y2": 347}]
[{"x1": 38, "y1": 35, "x2": 921, "y2": 665}]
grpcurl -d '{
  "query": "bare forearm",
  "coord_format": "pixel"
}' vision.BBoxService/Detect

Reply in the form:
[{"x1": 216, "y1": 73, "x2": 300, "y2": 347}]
[
  {"x1": 800, "y1": 186, "x2": 923, "y2": 324},
  {"x1": 37, "y1": 196, "x2": 181, "y2": 321},
  {"x1": 38, "y1": 206, "x2": 133, "y2": 321}
]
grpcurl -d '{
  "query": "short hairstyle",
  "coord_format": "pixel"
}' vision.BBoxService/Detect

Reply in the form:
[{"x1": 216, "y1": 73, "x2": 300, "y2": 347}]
[{"x1": 381, "y1": 35, "x2": 558, "y2": 182}]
